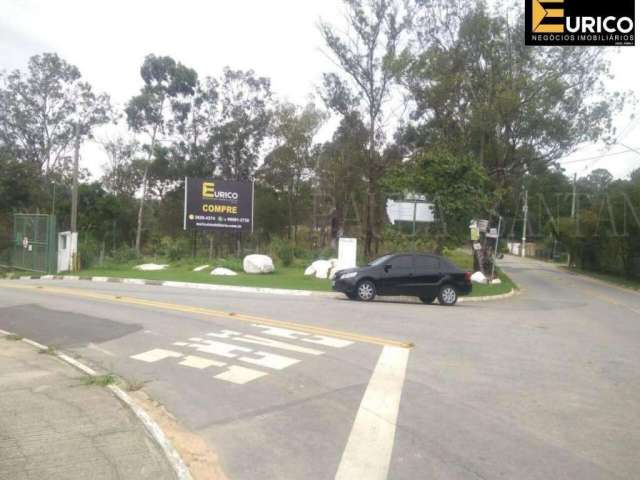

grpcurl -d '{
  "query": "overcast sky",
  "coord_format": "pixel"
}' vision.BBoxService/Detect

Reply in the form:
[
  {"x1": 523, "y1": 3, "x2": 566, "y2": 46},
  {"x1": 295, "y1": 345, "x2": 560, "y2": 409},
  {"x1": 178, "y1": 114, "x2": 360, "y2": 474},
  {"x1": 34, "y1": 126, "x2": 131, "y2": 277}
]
[{"x1": 2, "y1": 0, "x2": 639, "y2": 180}]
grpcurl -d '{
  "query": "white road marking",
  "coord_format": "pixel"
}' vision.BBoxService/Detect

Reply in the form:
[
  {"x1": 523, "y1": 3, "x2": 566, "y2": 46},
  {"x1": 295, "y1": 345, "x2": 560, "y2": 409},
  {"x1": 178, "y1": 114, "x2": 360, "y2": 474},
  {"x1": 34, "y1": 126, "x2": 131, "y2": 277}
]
[
  {"x1": 172, "y1": 341, "x2": 189, "y2": 346},
  {"x1": 252, "y1": 324, "x2": 304, "y2": 340},
  {"x1": 252, "y1": 323, "x2": 353, "y2": 348},
  {"x1": 131, "y1": 349, "x2": 183, "y2": 363},
  {"x1": 236, "y1": 334, "x2": 324, "y2": 356},
  {"x1": 214, "y1": 365, "x2": 269, "y2": 384},
  {"x1": 206, "y1": 330, "x2": 242, "y2": 339},
  {"x1": 178, "y1": 355, "x2": 226, "y2": 369},
  {"x1": 188, "y1": 340, "x2": 252, "y2": 358},
  {"x1": 303, "y1": 335, "x2": 354, "y2": 348},
  {"x1": 335, "y1": 346, "x2": 410, "y2": 480},
  {"x1": 239, "y1": 351, "x2": 300, "y2": 370}
]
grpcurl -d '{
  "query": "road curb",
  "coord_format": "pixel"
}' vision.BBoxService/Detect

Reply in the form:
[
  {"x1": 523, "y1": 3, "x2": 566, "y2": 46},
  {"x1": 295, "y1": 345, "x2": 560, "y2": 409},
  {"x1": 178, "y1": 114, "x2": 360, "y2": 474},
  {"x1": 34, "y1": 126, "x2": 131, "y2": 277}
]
[
  {"x1": 0, "y1": 328, "x2": 193, "y2": 480},
  {"x1": 6, "y1": 274, "x2": 517, "y2": 302}
]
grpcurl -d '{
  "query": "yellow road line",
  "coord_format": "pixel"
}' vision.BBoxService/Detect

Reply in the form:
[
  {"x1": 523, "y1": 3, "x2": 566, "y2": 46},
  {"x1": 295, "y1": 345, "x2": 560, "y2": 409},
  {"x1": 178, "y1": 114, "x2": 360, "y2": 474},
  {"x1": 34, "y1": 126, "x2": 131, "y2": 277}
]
[{"x1": 0, "y1": 282, "x2": 414, "y2": 349}]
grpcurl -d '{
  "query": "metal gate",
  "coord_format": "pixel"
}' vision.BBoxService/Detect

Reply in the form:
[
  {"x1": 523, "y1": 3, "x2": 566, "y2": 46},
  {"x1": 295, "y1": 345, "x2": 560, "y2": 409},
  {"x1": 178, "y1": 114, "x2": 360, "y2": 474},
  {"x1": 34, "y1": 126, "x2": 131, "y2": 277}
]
[{"x1": 11, "y1": 214, "x2": 57, "y2": 274}]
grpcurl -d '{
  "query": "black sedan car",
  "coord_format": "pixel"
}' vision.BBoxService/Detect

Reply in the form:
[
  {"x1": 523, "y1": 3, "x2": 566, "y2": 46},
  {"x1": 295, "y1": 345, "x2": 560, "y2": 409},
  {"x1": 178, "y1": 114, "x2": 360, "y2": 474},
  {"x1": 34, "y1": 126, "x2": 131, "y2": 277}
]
[{"x1": 332, "y1": 253, "x2": 472, "y2": 305}]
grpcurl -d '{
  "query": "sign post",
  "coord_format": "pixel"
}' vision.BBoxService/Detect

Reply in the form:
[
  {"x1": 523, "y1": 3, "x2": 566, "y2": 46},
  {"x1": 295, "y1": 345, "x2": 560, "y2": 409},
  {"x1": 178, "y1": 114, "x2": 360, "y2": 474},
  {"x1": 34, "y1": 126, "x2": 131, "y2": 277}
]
[{"x1": 183, "y1": 177, "x2": 255, "y2": 233}]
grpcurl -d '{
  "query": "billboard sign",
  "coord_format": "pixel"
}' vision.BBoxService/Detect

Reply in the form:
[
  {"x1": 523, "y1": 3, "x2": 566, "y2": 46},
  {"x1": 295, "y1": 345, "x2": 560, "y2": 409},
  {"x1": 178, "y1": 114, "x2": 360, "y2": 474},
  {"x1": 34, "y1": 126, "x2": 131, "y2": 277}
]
[{"x1": 183, "y1": 177, "x2": 254, "y2": 232}]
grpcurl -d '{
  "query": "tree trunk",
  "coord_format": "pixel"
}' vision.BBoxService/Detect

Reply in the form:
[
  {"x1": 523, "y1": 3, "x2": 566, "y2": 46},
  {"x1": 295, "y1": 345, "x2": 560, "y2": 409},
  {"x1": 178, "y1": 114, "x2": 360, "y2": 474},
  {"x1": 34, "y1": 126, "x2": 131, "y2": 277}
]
[{"x1": 135, "y1": 165, "x2": 148, "y2": 256}]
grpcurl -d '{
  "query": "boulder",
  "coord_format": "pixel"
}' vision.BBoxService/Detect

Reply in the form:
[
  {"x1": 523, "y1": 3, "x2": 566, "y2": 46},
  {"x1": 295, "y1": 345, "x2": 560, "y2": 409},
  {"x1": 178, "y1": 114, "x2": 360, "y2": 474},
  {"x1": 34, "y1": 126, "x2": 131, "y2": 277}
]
[
  {"x1": 490, "y1": 278, "x2": 502, "y2": 285},
  {"x1": 134, "y1": 263, "x2": 169, "y2": 271},
  {"x1": 193, "y1": 264, "x2": 210, "y2": 272},
  {"x1": 243, "y1": 254, "x2": 275, "y2": 274},
  {"x1": 305, "y1": 258, "x2": 341, "y2": 279},
  {"x1": 470, "y1": 271, "x2": 488, "y2": 284},
  {"x1": 210, "y1": 267, "x2": 237, "y2": 276}
]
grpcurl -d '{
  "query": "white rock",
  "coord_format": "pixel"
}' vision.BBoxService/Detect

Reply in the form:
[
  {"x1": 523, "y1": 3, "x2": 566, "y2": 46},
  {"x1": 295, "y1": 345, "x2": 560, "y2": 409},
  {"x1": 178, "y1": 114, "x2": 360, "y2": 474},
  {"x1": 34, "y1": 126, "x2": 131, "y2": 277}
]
[
  {"x1": 310, "y1": 260, "x2": 332, "y2": 279},
  {"x1": 304, "y1": 265, "x2": 316, "y2": 276},
  {"x1": 243, "y1": 254, "x2": 275, "y2": 274},
  {"x1": 470, "y1": 271, "x2": 488, "y2": 284},
  {"x1": 210, "y1": 267, "x2": 237, "y2": 276},
  {"x1": 134, "y1": 263, "x2": 169, "y2": 271},
  {"x1": 490, "y1": 278, "x2": 502, "y2": 285},
  {"x1": 193, "y1": 264, "x2": 210, "y2": 272}
]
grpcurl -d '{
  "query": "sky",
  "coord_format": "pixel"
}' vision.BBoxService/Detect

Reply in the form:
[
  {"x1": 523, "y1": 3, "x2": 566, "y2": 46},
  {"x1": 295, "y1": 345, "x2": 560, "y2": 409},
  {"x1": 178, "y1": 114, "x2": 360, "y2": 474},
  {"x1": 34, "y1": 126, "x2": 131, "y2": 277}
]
[{"x1": 2, "y1": 0, "x2": 639, "y2": 180}]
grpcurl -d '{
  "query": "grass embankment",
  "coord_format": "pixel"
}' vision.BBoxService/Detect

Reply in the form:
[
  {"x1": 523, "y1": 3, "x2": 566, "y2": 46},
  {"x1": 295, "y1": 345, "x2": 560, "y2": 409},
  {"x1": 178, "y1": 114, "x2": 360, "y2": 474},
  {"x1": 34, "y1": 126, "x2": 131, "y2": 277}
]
[
  {"x1": 79, "y1": 251, "x2": 516, "y2": 297},
  {"x1": 562, "y1": 267, "x2": 640, "y2": 292}
]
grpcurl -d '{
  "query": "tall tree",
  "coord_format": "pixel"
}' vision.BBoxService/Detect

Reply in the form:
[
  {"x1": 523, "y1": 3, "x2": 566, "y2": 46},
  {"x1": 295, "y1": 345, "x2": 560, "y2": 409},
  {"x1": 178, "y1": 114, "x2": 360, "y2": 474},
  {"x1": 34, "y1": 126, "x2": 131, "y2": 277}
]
[
  {"x1": 260, "y1": 102, "x2": 325, "y2": 240},
  {"x1": 212, "y1": 68, "x2": 272, "y2": 181},
  {"x1": 320, "y1": 0, "x2": 409, "y2": 257},
  {"x1": 126, "y1": 54, "x2": 197, "y2": 255},
  {"x1": 0, "y1": 53, "x2": 112, "y2": 175},
  {"x1": 403, "y1": 1, "x2": 626, "y2": 191}
]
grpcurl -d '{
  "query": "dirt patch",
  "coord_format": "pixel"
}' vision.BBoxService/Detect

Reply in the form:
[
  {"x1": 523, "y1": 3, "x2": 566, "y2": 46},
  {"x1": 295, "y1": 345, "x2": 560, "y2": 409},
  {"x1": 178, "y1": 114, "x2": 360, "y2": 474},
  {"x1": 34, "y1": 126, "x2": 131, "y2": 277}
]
[{"x1": 131, "y1": 389, "x2": 229, "y2": 480}]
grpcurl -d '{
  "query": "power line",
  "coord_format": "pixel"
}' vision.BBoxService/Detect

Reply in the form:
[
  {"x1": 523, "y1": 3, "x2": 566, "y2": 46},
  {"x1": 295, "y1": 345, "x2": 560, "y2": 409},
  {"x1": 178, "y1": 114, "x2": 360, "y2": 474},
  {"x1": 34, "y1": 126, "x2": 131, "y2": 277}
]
[{"x1": 558, "y1": 147, "x2": 640, "y2": 165}]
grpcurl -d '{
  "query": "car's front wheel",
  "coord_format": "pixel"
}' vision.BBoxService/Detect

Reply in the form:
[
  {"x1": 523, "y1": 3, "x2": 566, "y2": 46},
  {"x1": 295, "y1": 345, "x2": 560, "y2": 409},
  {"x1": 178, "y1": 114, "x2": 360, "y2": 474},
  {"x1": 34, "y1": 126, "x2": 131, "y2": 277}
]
[
  {"x1": 419, "y1": 296, "x2": 436, "y2": 304},
  {"x1": 438, "y1": 285, "x2": 458, "y2": 306},
  {"x1": 356, "y1": 280, "x2": 376, "y2": 301}
]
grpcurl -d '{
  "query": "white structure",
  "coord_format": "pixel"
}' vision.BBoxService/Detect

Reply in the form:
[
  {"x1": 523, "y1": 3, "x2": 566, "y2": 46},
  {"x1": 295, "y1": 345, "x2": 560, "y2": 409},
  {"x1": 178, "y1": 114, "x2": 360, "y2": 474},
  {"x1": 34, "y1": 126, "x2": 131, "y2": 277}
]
[
  {"x1": 338, "y1": 237, "x2": 357, "y2": 269},
  {"x1": 57, "y1": 231, "x2": 78, "y2": 273},
  {"x1": 386, "y1": 199, "x2": 435, "y2": 225}
]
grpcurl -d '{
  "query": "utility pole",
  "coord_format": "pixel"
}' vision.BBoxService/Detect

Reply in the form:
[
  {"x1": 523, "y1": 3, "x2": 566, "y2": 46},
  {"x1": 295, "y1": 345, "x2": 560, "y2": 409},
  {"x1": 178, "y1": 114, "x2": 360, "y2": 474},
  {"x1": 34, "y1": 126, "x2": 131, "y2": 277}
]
[
  {"x1": 571, "y1": 173, "x2": 577, "y2": 218},
  {"x1": 521, "y1": 189, "x2": 528, "y2": 258},
  {"x1": 70, "y1": 125, "x2": 80, "y2": 233}
]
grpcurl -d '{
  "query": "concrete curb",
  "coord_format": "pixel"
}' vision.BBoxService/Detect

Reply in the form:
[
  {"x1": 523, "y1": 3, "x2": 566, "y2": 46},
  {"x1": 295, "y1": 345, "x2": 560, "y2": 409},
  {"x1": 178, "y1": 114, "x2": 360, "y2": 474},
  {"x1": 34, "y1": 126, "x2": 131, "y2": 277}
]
[
  {"x1": 7, "y1": 273, "x2": 517, "y2": 303},
  {"x1": 0, "y1": 328, "x2": 192, "y2": 480}
]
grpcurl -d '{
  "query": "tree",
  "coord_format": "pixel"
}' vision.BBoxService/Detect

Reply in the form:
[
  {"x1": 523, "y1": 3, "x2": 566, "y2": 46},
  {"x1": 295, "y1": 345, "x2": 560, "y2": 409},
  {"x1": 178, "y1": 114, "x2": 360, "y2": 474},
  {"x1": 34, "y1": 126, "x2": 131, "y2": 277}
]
[
  {"x1": 320, "y1": 0, "x2": 409, "y2": 257},
  {"x1": 212, "y1": 68, "x2": 272, "y2": 181},
  {"x1": 403, "y1": 1, "x2": 626, "y2": 193},
  {"x1": 101, "y1": 137, "x2": 142, "y2": 197},
  {"x1": 384, "y1": 145, "x2": 491, "y2": 252},
  {"x1": 126, "y1": 54, "x2": 198, "y2": 255},
  {"x1": 0, "y1": 53, "x2": 112, "y2": 175},
  {"x1": 259, "y1": 102, "x2": 325, "y2": 240},
  {"x1": 315, "y1": 112, "x2": 369, "y2": 245}
]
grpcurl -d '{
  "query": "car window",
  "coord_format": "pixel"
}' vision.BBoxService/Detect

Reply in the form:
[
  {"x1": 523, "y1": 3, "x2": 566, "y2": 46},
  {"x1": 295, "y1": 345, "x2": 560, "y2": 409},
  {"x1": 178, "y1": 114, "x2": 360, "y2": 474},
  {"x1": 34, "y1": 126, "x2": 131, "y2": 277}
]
[
  {"x1": 368, "y1": 254, "x2": 393, "y2": 266},
  {"x1": 415, "y1": 255, "x2": 439, "y2": 271},
  {"x1": 390, "y1": 255, "x2": 413, "y2": 269}
]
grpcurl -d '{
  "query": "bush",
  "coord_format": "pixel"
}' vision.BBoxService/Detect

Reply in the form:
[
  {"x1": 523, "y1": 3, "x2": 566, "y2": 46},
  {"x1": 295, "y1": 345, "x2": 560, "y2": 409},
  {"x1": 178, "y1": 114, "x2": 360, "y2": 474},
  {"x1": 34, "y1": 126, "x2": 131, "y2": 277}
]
[
  {"x1": 270, "y1": 237, "x2": 295, "y2": 266},
  {"x1": 159, "y1": 236, "x2": 189, "y2": 262}
]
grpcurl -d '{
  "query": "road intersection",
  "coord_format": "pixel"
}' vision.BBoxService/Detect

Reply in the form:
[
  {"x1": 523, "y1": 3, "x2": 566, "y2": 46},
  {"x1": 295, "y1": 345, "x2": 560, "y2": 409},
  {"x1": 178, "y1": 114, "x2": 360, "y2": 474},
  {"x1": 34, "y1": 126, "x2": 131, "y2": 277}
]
[{"x1": 1, "y1": 255, "x2": 639, "y2": 479}]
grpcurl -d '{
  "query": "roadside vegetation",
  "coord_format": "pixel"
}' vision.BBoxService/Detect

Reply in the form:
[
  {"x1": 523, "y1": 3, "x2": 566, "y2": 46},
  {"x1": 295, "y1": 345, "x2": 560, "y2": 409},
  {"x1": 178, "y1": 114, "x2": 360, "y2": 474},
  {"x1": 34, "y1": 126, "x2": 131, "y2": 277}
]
[
  {"x1": 79, "y1": 248, "x2": 516, "y2": 297},
  {"x1": 1, "y1": 0, "x2": 635, "y2": 289}
]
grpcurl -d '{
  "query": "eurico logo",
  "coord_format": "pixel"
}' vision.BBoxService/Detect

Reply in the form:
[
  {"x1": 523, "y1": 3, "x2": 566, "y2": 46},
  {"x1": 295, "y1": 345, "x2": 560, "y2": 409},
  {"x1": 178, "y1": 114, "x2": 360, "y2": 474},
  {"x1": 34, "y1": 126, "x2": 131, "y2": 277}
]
[{"x1": 526, "y1": 0, "x2": 634, "y2": 46}]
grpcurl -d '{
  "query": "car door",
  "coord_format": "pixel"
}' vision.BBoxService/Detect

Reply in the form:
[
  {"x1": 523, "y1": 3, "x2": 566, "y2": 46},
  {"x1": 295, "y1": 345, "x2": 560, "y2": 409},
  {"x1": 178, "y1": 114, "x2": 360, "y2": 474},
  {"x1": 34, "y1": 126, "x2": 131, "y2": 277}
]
[
  {"x1": 411, "y1": 255, "x2": 442, "y2": 297},
  {"x1": 378, "y1": 255, "x2": 414, "y2": 295}
]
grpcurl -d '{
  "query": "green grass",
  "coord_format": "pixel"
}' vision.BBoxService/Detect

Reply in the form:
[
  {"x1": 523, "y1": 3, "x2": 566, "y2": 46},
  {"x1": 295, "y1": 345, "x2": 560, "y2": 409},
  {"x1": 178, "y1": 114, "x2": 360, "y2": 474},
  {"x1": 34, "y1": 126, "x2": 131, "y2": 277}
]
[
  {"x1": 79, "y1": 252, "x2": 516, "y2": 297},
  {"x1": 562, "y1": 267, "x2": 640, "y2": 292},
  {"x1": 4, "y1": 334, "x2": 23, "y2": 341},
  {"x1": 81, "y1": 374, "x2": 117, "y2": 387}
]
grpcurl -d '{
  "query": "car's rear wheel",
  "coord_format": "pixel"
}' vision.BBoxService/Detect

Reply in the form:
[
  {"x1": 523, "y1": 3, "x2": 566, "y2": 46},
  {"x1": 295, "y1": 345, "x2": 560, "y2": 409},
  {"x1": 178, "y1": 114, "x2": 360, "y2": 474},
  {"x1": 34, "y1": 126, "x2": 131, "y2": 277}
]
[
  {"x1": 419, "y1": 296, "x2": 436, "y2": 304},
  {"x1": 345, "y1": 292, "x2": 358, "y2": 300},
  {"x1": 356, "y1": 280, "x2": 376, "y2": 301},
  {"x1": 438, "y1": 285, "x2": 458, "y2": 306}
]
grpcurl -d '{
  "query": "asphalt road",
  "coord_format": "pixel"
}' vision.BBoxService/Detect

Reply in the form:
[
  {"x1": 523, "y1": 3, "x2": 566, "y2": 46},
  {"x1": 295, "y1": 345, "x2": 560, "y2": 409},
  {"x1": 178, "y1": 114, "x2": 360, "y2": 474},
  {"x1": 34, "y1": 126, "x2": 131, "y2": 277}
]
[{"x1": 1, "y1": 255, "x2": 639, "y2": 480}]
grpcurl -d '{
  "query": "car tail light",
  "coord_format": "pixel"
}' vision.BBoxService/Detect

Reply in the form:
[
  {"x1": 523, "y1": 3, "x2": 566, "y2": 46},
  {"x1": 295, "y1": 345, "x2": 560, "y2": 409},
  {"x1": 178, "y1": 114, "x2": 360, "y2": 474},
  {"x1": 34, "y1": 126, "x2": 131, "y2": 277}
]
[{"x1": 464, "y1": 271, "x2": 472, "y2": 284}]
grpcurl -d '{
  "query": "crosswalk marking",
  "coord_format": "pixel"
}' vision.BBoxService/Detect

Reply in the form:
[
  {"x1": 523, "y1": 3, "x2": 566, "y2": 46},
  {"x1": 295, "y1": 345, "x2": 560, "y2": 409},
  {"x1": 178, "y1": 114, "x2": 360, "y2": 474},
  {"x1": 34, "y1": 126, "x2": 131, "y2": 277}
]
[
  {"x1": 239, "y1": 351, "x2": 300, "y2": 370},
  {"x1": 252, "y1": 324, "x2": 354, "y2": 348},
  {"x1": 188, "y1": 339, "x2": 252, "y2": 358},
  {"x1": 214, "y1": 365, "x2": 268, "y2": 384},
  {"x1": 131, "y1": 349, "x2": 183, "y2": 363},
  {"x1": 236, "y1": 334, "x2": 324, "y2": 356},
  {"x1": 178, "y1": 355, "x2": 226, "y2": 369},
  {"x1": 130, "y1": 323, "x2": 357, "y2": 385}
]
